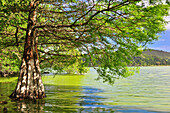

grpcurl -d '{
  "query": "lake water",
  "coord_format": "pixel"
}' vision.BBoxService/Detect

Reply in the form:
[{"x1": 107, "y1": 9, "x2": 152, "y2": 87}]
[{"x1": 0, "y1": 66, "x2": 170, "y2": 113}]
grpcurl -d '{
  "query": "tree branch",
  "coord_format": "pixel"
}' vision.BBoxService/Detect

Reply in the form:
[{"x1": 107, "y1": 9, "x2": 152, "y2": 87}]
[
  {"x1": 15, "y1": 27, "x2": 19, "y2": 46},
  {"x1": 34, "y1": 1, "x2": 129, "y2": 29}
]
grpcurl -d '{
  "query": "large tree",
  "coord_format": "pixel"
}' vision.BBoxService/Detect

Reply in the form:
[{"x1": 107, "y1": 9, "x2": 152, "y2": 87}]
[{"x1": 0, "y1": 0, "x2": 169, "y2": 99}]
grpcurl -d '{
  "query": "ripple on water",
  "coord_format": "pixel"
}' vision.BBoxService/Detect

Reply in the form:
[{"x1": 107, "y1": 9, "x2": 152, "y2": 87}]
[{"x1": 1, "y1": 67, "x2": 170, "y2": 112}]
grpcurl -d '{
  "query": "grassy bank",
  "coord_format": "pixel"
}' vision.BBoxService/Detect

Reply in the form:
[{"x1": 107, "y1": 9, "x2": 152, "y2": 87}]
[
  {"x1": 42, "y1": 75, "x2": 85, "y2": 86},
  {"x1": 0, "y1": 77, "x2": 18, "y2": 83},
  {"x1": 0, "y1": 74, "x2": 85, "y2": 86}
]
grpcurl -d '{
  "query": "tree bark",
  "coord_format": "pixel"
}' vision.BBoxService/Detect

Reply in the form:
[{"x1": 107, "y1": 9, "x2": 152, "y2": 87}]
[{"x1": 10, "y1": 0, "x2": 46, "y2": 100}]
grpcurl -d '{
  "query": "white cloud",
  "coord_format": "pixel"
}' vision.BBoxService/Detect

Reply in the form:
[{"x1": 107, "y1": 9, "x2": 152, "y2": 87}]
[
  {"x1": 164, "y1": 16, "x2": 170, "y2": 31},
  {"x1": 149, "y1": 46, "x2": 170, "y2": 52},
  {"x1": 165, "y1": 23, "x2": 170, "y2": 31}
]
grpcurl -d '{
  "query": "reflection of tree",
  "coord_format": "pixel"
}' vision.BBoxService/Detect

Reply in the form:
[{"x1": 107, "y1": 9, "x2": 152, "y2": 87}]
[
  {"x1": 44, "y1": 85, "x2": 115, "y2": 112},
  {"x1": 0, "y1": 82, "x2": 45, "y2": 112},
  {"x1": 1, "y1": 83, "x2": 117, "y2": 112},
  {"x1": 76, "y1": 86, "x2": 116, "y2": 113},
  {"x1": 44, "y1": 85, "x2": 83, "y2": 112},
  {"x1": 16, "y1": 100, "x2": 45, "y2": 112},
  {"x1": 78, "y1": 108, "x2": 115, "y2": 113}
]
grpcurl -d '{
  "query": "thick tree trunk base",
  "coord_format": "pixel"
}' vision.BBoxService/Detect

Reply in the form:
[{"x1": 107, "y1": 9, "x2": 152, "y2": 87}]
[
  {"x1": 9, "y1": 58, "x2": 46, "y2": 100},
  {"x1": 9, "y1": 91, "x2": 46, "y2": 100}
]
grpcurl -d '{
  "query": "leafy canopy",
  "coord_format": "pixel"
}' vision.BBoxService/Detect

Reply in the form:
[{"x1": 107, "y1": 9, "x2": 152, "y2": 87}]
[{"x1": 0, "y1": 0, "x2": 169, "y2": 84}]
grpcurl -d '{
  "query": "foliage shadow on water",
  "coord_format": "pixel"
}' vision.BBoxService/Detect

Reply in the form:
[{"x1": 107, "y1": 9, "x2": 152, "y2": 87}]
[{"x1": 1, "y1": 72, "x2": 170, "y2": 113}]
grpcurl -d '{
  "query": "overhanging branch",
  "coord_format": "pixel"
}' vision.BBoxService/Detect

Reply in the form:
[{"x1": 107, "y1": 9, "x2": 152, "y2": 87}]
[{"x1": 34, "y1": 1, "x2": 129, "y2": 29}]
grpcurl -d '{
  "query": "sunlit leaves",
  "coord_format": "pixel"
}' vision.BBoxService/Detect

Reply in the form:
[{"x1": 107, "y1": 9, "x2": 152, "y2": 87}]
[{"x1": 0, "y1": 0, "x2": 169, "y2": 84}]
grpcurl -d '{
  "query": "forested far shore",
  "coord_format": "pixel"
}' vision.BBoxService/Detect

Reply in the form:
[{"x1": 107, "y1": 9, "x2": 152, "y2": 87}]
[
  {"x1": 131, "y1": 49, "x2": 170, "y2": 66},
  {"x1": 1, "y1": 49, "x2": 170, "y2": 77}
]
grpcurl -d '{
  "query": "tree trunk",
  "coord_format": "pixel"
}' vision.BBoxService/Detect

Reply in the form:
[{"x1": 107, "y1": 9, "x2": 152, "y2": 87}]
[{"x1": 10, "y1": 0, "x2": 46, "y2": 100}]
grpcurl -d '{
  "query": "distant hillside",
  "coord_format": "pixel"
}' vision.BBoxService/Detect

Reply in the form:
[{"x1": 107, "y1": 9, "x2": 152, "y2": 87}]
[
  {"x1": 132, "y1": 49, "x2": 170, "y2": 66},
  {"x1": 143, "y1": 49, "x2": 170, "y2": 59}
]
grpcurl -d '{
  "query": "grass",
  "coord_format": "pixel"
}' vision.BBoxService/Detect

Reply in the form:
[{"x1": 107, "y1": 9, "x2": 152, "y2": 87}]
[
  {"x1": 0, "y1": 77, "x2": 18, "y2": 83},
  {"x1": 42, "y1": 74, "x2": 85, "y2": 86},
  {"x1": 0, "y1": 74, "x2": 85, "y2": 86}
]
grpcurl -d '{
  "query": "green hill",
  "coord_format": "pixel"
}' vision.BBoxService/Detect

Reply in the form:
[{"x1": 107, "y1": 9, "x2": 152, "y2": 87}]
[
  {"x1": 132, "y1": 49, "x2": 170, "y2": 66},
  {"x1": 143, "y1": 49, "x2": 170, "y2": 59}
]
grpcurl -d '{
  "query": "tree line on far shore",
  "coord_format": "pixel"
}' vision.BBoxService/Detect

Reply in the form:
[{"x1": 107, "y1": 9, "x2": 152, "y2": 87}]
[
  {"x1": 1, "y1": 49, "x2": 170, "y2": 77},
  {"x1": 131, "y1": 49, "x2": 170, "y2": 66}
]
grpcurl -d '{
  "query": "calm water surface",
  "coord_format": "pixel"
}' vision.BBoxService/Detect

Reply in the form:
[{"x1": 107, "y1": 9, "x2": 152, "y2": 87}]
[{"x1": 0, "y1": 66, "x2": 170, "y2": 113}]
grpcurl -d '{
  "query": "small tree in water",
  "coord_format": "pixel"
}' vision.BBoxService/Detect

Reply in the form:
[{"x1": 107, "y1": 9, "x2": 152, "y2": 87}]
[{"x1": 0, "y1": 0, "x2": 169, "y2": 99}]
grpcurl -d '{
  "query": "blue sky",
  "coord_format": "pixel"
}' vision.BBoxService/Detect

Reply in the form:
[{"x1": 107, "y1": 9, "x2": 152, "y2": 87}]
[{"x1": 147, "y1": 16, "x2": 170, "y2": 52}]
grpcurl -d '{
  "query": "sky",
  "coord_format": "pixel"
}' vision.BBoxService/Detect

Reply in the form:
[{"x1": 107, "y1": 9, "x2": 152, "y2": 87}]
[
  {"x1": 147, "y1": 16, "x2": 170, "y2": 52},
  {"x1": 141, "y1": 0, "x2": 170, "y2": 52}
]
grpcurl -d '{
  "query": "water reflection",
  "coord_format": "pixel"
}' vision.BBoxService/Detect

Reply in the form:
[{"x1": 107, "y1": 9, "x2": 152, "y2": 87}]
[
  {"x1": 16, "y1": 100, "x2": 45, "y2": 112},
  {"x1": 0, "y1": 83, "x2": 167, "y2": 113},
  {"x1": 1, "y1": 66, "x2": 170, "y2": 112},
  {"x1": 75, "y1": 86, "x2": 106, "y2": 107},
  {"x1": 44, "y1": 85, "x2": 82, "y2": 112},
  {"x1": 0, "y1": 82, "x2": 117, "y2": 112},
  {"x1": 44, "y1": 85, "x2": 117, "y2": 112}
]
